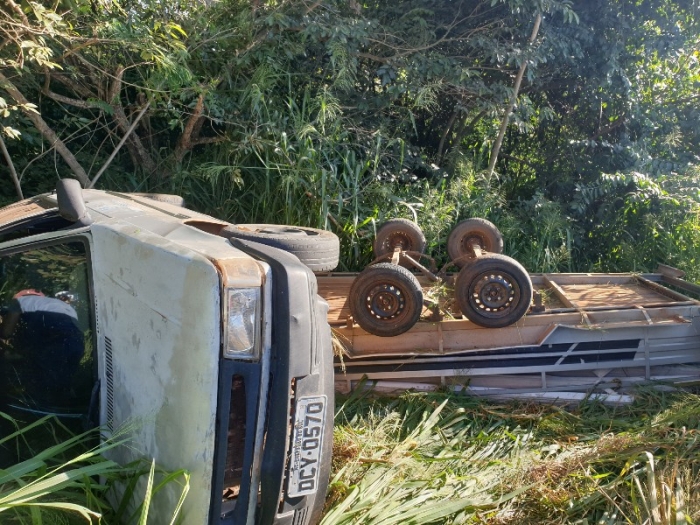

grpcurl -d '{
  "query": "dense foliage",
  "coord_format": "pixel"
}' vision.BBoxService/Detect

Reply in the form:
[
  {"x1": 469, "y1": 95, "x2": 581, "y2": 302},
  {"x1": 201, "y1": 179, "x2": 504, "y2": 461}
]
[{"x1": 0, "y1": 0, "x2": 698, "y2": 275}]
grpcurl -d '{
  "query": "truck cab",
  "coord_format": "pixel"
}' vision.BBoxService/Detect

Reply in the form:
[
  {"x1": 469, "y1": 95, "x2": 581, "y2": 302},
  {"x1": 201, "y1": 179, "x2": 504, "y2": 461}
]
[{"x1": 0, "y1": 180, "x2": 334, "y2": 524}]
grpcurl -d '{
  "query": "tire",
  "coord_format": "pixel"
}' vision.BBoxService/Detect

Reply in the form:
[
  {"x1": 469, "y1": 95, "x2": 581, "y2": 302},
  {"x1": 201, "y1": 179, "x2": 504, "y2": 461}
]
[
  {"x1": 447, "y1": 218, "x2": 503, "y2": 267},
  {"x1": 349, "y1": 263, "x2": 423, "y2": 337},
  {"x1": 374, "y1": 219, "x2": 426, "y2": 257},
  {"x1": 454, "y1": 253, "x2": 532, "y2": 328},
  {"x1": 131, "y1": 193, "x2": 186, "y2": 207},
  {"x1": 222, "y1": 224, "x2": 339, "y2": 272}
]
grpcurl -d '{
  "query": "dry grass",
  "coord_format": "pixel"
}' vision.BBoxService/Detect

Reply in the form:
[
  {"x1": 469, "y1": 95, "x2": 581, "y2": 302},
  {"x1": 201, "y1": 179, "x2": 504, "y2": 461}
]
[{"x1": 325, "y1": 387, "x2": 700, "y2": 524}]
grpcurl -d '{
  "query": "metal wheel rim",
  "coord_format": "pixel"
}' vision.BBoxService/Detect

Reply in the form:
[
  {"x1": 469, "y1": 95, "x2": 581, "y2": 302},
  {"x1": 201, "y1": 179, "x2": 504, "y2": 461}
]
[
  {"x1": 469, "y1": 270, "x2": 521, "y2": 318},
  {"x1": 365, "y1": 283, "x2": 406, "y2": 320}
]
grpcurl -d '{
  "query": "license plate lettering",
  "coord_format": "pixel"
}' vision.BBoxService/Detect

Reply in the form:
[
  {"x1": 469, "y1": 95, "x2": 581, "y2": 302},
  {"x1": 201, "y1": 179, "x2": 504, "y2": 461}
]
[{"x1": 288, "y1": 395, "x2": 327, "y2": 498}]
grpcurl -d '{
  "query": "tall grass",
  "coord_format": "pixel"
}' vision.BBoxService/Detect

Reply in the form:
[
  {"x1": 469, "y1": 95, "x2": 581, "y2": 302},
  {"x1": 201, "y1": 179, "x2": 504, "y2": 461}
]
[
  {"x1": 0, "y1": 413, "x2": 189, "y2": 524},
  {"x1": 325, "y1": 388, "x2": 700, "y2": 524}
]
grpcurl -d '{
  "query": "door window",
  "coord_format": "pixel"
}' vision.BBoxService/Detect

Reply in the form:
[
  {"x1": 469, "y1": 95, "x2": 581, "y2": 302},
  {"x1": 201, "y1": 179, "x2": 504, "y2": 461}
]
[{"x1": 0, "y1": 241, "x2": 94, "y2": 413}]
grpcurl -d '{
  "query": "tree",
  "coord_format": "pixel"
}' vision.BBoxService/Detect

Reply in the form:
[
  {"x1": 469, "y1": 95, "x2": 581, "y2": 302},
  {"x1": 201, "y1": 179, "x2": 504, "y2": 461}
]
[{"x1": 0, "y1": 0, "x2": 214, "y2": 196}]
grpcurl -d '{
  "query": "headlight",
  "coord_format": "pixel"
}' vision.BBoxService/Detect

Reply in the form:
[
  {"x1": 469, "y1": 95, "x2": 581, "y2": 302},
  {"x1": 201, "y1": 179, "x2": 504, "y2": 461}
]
[{"x1": 224, "y1": 288, "x2": 260, "y2": 360}]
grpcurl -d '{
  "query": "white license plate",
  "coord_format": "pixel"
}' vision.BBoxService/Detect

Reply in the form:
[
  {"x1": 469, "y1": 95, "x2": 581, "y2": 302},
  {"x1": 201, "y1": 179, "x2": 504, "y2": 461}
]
[{"x1": 288, "y1": 395, "x2": 327, "y2": 498}]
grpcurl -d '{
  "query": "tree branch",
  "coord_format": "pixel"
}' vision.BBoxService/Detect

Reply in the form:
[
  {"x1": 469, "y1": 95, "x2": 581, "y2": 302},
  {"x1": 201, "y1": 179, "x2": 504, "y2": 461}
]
[
  {"x1": 0, "y1": 70, "x2": 90, "y2": 186},
  {"x1": 173, "y1": 93, "x2": 206, "y2": 165},
  {"x1": 107, "y1": 67, "x2": 157, "y2": 174},
  {"x1": 589, "y1": 115, "x2": 626, "y2": 141},
  {"x1": 89, "y1": 103, "x2": 150, "y2": 189},
  {"x1": 0, "y1": 133, "x2": 23, "y2": 199},
  {"x1": 488, "y1": 12, "x2": 542, "y2": 178},
  {"x1": 42, "y1": 78, "x2": 104, "y2": 110},
  {"x1": 437, "y1": 110, "x2": 458, "y2": 162},
  {"x1": 48, "y1": 71, "x2": 95, "y2": 100},
  {"x1": 191, "y1": 136, "x2": 225, "y2": 146}
]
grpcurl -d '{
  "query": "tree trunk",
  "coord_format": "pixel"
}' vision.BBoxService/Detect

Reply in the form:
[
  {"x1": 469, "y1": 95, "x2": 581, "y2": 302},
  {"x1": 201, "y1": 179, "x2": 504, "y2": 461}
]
[
  {"x1": 487, "y1": 13, "x2": 542, "y2": 178},
  {"x1": 0, "y1": 134, "x2": 23, "y2": 199},
  {"x1": 106, "y1": 68, "x2": 158, "y2": 176},
  {"x1": 0, "y1": 71, "x2": 91, "y2": 187},
  {"x1": 173, "y1": 93, "x2": 205, "y2": 166}
]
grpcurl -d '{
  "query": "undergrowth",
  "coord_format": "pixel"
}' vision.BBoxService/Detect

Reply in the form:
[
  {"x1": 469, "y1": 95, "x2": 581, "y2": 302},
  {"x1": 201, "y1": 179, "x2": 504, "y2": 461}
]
[
  {"x1": 325, "y1": 387, "x2": 700, "y2": 524},
  {"x1": 0, "y1": 413, "x2": 189, "y2": 524}
]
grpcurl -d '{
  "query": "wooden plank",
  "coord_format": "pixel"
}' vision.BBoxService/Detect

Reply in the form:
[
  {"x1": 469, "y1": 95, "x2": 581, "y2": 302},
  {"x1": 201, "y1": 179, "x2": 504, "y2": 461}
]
[
  {"x1": 335, "y1": 324, "x2": 553, "y2": 357},
  {"x1": 534, "y1": 274, "x2": 637, "y2": 285},
  {"x1": 542, "y1": 301, "x2": 696, "y2": 314},
  {"x1": 543, "y1": 275, "x2": 576, "y2": 307},
  {"x1": 556, "y1": 282, "x2": 674, "y2": 308},
  {"x1": 656, "y1": 264, "x2": 685, "y2": 279},
  {"x1": 318, "y1": 275, "x2": 355, "y2": 323},
  {"x1": 636, "y1": 275, "x2": 693, "y2": 302},
  {"x1": 661, "y1": 275, "x2": 700, "y2": 297},
  {"x1": 0, "y1": 198, "x2": 46, "y2": 228}
]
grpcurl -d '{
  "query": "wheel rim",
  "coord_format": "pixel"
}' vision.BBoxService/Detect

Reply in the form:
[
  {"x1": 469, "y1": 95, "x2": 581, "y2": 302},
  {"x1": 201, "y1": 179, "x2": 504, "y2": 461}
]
[
  {"x1": 469, "y1": 270, "x2": 521, "y2": 318},
  {"x1": 365, "y1": 283, "x2": 406, "y2": 320}
]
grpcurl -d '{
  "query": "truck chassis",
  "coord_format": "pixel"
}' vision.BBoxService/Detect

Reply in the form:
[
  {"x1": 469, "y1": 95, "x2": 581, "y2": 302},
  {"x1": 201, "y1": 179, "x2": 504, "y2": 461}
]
[{"x1": 319, "y1": 268, "x2": 700, "y2": 397}]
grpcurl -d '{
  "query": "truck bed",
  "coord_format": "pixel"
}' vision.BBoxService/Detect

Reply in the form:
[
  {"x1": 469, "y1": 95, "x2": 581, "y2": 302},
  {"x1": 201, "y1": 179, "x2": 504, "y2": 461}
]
[{"x1": 317, "y1": 270, "x2": 700, "y2": 396}]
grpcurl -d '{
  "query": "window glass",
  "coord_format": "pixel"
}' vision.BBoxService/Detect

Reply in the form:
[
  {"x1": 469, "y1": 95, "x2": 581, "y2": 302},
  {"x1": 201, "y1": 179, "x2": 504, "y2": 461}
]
[{"x1": 0, "y1": 241, "x2": 94, "y2": 414}]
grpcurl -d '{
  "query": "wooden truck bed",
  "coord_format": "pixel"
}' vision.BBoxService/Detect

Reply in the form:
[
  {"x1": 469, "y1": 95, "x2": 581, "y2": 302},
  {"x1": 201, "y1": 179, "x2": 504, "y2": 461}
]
[{"x1": 317, "y1": 270, "x2": 700, "y2": 396}]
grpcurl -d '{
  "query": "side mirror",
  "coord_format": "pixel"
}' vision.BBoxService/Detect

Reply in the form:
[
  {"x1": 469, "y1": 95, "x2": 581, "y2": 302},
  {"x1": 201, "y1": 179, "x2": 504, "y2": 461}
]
[{"x1": 57, "y1": 178, "x2": 92, "y2": 225}]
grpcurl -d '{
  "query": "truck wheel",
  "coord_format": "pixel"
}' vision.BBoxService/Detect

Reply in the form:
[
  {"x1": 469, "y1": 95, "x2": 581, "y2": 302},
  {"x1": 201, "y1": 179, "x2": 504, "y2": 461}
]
[
  {"x1": 447, "y1": 218, "x2": 503, "y2": 267},
  {"x1": 349, "y1": 263, "x2": 423, "y2": 337},
  {"x1": 222, "y1": 224, "x2": 339, "y2": 272},
  {"x1": 373, "y1": 219, "x2": 426, "y2": 265},
  {"x1": 455, "y1": 253, "x2": 532, "y2": 328},
  {"x1": 131, "y1": 193, "x2": 186, "y2": 207}
]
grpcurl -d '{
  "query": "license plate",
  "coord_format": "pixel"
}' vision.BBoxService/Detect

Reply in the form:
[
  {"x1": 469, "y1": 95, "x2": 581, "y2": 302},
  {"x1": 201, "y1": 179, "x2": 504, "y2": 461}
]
[{"x1": 288, "y1": 395, "x2": 327, "y2": 498}]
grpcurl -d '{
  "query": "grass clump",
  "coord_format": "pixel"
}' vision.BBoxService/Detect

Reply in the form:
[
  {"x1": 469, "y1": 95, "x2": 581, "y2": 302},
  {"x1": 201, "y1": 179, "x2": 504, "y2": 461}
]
[
  {"x1": 0, "y1": 413, "x2": 189, "y2": 524},
  {"x1": 325, "y1": 387, "x2": 700, "y2": 524}
]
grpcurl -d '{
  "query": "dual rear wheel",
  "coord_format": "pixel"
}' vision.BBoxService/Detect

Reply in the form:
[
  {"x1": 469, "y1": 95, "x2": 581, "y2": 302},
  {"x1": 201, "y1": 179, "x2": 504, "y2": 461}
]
[{"x1": 351, "y1": 218, "x2": 532, "y2": 336}]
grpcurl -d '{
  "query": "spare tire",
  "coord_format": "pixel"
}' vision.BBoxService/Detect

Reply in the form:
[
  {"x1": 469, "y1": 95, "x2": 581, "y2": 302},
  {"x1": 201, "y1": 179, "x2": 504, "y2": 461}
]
[{"x1": 222, "y1": 224, "x2": 340, "y2": 272}]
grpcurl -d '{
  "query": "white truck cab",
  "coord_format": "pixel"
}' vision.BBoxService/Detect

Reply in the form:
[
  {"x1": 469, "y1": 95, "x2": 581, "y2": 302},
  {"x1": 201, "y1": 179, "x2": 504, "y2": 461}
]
[{"x1": 0, "y1": 179, "x2": 335, "y2": 524}]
